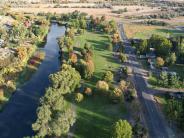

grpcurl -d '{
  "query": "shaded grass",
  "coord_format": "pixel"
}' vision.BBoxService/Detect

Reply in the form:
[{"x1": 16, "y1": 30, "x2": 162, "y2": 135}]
[{"x1": 71, "y1": 94, "x2": 125, "y2": 138}]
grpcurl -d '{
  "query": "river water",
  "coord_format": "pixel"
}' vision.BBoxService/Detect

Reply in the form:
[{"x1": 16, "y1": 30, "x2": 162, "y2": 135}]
[{"x1": 0, "y1": 23, "x2": 65, "y2": 138}]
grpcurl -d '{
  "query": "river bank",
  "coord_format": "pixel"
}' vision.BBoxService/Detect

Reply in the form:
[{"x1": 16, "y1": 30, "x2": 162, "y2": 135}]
[{"x1": 0, "y1": 23, "x2": 65, "y2": 138}]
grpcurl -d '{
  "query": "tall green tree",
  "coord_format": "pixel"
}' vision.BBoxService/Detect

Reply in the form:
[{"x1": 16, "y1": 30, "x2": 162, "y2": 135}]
[
  {"x1": 112, "y1": 120, "x2": 132, "y2": 138},
  {"x1": 32, "y1": 88, "x2": 76, "y2": 137},
  {"x1": 149, "y1": 35, "x2": 172, "y2": 58},
  {"x1": 49, "y1": 64, "x2": 81, "y2": 95}
]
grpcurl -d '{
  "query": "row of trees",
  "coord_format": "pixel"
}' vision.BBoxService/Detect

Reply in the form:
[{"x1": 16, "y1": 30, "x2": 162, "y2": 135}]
[
  {"x1": 32, "y1": 64, "x2": 81, "y2": 137},
  {"x1": 158, "y1": 71, "x2": 182, "y2": 88}
]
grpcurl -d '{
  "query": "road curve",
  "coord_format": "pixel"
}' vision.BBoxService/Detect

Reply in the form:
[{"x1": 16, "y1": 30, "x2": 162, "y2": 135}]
[
  {"x1": 0, "y1": 23, "x2": 65, "y2": 138},
  {"x1": 118, "y1": 23, "x2": 174, "y2": 138}
]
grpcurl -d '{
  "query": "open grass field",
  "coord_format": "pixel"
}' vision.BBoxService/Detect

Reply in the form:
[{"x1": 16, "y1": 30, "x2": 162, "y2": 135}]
[
  {"x1": 74, "y1": 31, "x2": 120, "y2": 78},
  {"x1": 68, "y1": 31, "x2": 126, "y2": 138},
  {"x1": 124, "y1": 23, "x2": 184, "y2": 39}
]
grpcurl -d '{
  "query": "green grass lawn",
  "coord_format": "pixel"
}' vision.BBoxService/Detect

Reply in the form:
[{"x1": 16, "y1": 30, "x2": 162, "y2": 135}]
[
  {"x1": 69, "y1": 31, "x2": 126, "y2": 138},
  {"x1": 74, "y1": 31, "x2": 120, "y2": 76}
]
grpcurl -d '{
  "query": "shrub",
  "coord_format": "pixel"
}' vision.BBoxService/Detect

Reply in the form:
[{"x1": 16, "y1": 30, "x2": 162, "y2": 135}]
[
  {"x1": 75, "y1": 93, "x2": 84, "y2": 103},
  {"x1": 69, "y1": 52, "x2": 78, "y2": 64},
  {"x1": 166, "y1": 52, "x2": 176, "y2": 65},
  {"x1": 112, "y1": 119, "x2": 133, "y2": 138},
  {"x1": 125, "y1": 89, "x2": 136, "y2": 101},
  {"x1": 110, "y1": 88, "x2": 122, "y2": 102},
  {"x1": 102, "y1": 71, "x2": 114, "y2": 83},
  {"x1": 0, "y1": 89, "x2": 4, "y2": 102},
  {"x1": 96, "y1": 81, "x2": 109, "y2": 92},
  {"x1": 119, "y1": 53, "x2": 127, "y2": 63},
  {"x1": 118, "y1": 80, "x2": 127, "y2": 91},
  {"x1": 84, "y1": 87, "x2": 92, "y2": 96},
  {"x1": 156, "y1": 57, "x2": 165, "y2": 68}
]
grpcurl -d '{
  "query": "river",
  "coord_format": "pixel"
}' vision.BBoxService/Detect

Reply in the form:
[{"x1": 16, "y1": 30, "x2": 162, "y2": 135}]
[{"x1": 0, "y1": 23, "x2": 65, "y2": 138}]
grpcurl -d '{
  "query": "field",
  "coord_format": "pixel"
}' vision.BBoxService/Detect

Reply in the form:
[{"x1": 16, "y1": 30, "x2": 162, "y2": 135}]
[
  {"x1": 10, "y1": 4, "x2": 160, "y2": 21},
  {"x1": 124, "y1": 23, "x2": 184, "y2": 39},
  {"x1": 68, "y1": 31, "x2": 126, "y2": 138}
]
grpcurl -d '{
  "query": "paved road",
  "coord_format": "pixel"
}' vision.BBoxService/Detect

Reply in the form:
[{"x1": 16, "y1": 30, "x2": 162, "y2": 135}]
[
  {"x1": 118, "y1": 23, "x2": 174, "y2": 138},
  {"x1": 0, "y1": 24, "x2": 65, "y2": 138}
]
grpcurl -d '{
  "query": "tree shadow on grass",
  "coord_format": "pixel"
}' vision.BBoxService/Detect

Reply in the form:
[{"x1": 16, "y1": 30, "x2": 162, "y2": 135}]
[
  {"x1": 101, "y1": 55, "x2": 121, "y2": 65},
  {"x1": 86, "y1": 39, "x2": 109, "y2": 51},
  {"x1": 66, "y1": 93, "x2": 125, "y2": 138}
]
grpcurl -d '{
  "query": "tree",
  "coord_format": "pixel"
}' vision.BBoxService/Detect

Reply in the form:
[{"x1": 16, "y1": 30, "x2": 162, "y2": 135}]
[
  {"x1": 65, "y1": 36, "x2": 74, "y2": 52},
  {"x1": 84, "y1": 87, "x2": 92, "y2": 96},
  {"x1": 168, "y1": 73, "x2": 180, "y2": 88},
  {"x1": 69, "y1": 52, "x2": 78, "y2": 64},
  {"x1": 159, "y1": 71, "x2": 168, "y2": 87},
  {"x1": 103, "y1": 71, "x2": 114, "y2": 83},
  {"x1": 139, "y1": 39, "x2": 148, "y2": 54},
  {"x1": 109, "y1": 20, "x2": 117, "y2": 33},
  {"x1": 118, "y1": 80, "x2": 127, "y2": 91},
  {"x1": 76, "y1": 59, "x2": 94, "y2": 79},
  {"x1": 96, "y1": 81, "x2": 109, "y2": 92},
  {"x1": 32, "y1": 64, "x2": 80, "y2": 137},
  {"x1": 65, "y1": 28, "x2": 75, "y2": 39},
  {"x1": 112, "y1": 32, "x2": 120, "y2": 45},
  {"x1": 166, "y1": 52, "x2": 176, "y2": 65},
  {"x1": 112, "y1": 120, "x2": 133, "y2": 138},
  {"x1": 75, "y1": 93, "x2": 84, "y2": 102},
  {"x1": 49, "y1": 64, "x2": 81, "y2": 95},
  {"x1": 32, "y1": 88, "x2": 76, "y2": 137},
  {"x1": 119, "y1": 53, "x2": 127, "y2": 63},
  {"x1": 110, "y1": 88, "x2": 122, "y2": 102},
  {"x1": 107, "y1": 43, "x2": 113, "y2": 51},
  {"x1": 156, "y1": 57, "x2": 165, "y2": 68},
  {"x1": 149, "y1": 35, "x2": 172, "y2": 58},
  {"x1": 101, "y1": 15, "x2": 106, "y2": 22},
  {"x1": 80, "y1": 19, "x2": 87, "y2": 29}
]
